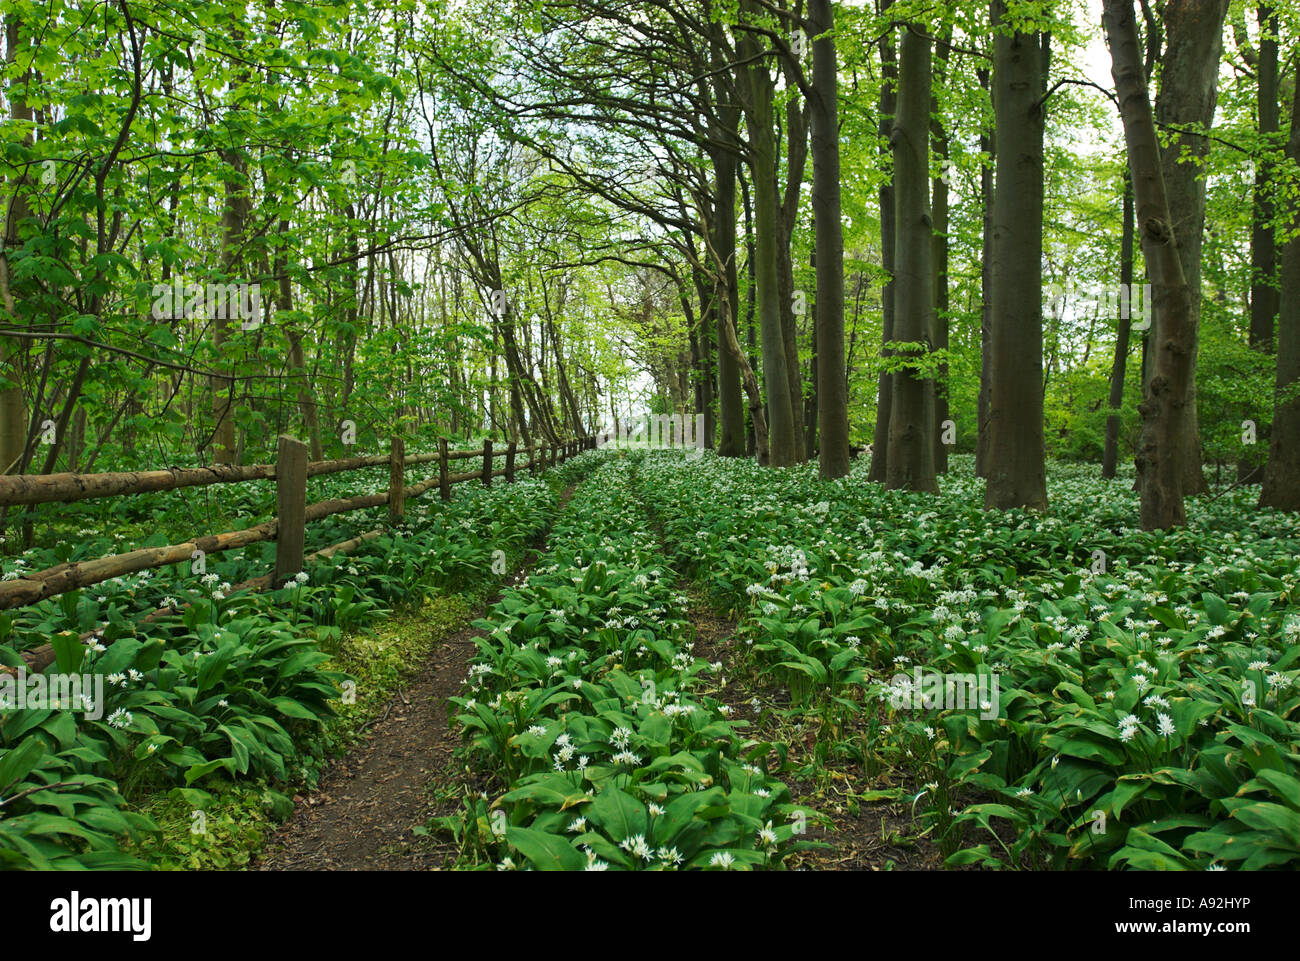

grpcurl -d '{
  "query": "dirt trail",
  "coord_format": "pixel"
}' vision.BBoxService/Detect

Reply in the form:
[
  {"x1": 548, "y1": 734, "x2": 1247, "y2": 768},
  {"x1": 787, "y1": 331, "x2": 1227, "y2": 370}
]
[
  {"x1": 255, "y1": 485, "x2": 575, "y2": 871},
  {"x1": 253, "y1": 619, "x2": 483, "y2": 870}
]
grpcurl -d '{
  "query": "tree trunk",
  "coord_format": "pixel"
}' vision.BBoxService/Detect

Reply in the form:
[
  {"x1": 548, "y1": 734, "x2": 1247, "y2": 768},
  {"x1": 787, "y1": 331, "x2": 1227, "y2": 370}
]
[
  {"x1": 1249, "y1": 3, "x2": 1279, "y2": 353},
  {"x1": 1, "y1": 14, "x2": 32, "y2": 476},
  {"x1": 714, "y1": 146, "x2": 746, "y2": 456},
  {"x1": 884, "y1": 27, "x2": 938, "y2": 494},
  {"x1": 931, "y1": 29, "x2": 952, "y2": 475},
  {"x1": 718, "y1": 280, "x2": 771, "y2": 466},
  {"x1": 1155, "y1": 0, "x2": 1228, "y2": 495},
  {"x1": 740, "y1": 19, "x2": 798, "y2": 467},
  {"x1": 778, "y1": 92, "x2": 809, "y2": 462},
  {"x1": 975, "y1": 67, "x2": 993, "y2": 478},
  {"x1": 1244, "y1": 3, "x2": 1278, "y2": 484},
  {"x1": 984, "y1": 5, "x2": 1049, "y2": 510},
  {"x1": 1103, "y1": 0, "x2": 1195, "y2": 530},
  {"x1": 1258, "y1": 66, "x2": 1300, "y2": 509},
  {"x1": 741, "y1": 167, "x2": 759, "y2": 458},
  {"x1": 809, "y1": 0, "x2": 850, "y2": 480},
  {"x1": 1102, "y1": 171, "x2": 1135, "y2": 479},
  {"x1": 868, "y1": 11, "x2": 897, "y2": 483}
]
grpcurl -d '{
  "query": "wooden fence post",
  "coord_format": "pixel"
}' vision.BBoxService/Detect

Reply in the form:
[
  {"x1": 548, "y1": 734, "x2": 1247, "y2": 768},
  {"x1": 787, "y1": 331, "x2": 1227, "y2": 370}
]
[
  {"x1": 505, "y1": 441, "x2": 516, "y2": 482},
  {"x1": 274, "y1": 435, "x2": 308, "y2": 586},
  {"x1": 439, "y1": 437, "x2": 450, "y2": 501},
  {"x1": 482, "y1": 438, "x2": 493, "y2": 486},
  {"x1": 389, "y1": 435, "x2": 405, "y2": 524}
]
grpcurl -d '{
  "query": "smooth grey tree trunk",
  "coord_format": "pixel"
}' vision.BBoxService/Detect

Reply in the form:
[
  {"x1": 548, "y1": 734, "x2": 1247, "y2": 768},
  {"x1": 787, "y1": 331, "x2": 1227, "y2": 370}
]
[
  {"x1": 984, "y1": 2, "x2": 1048, "y2": 510},
  {"x1": 1259, "y1": 67, "x2": 1300, "y2": 509},
  {"x1": 884, "y1": 27, "x2": 937, "y2": 494},
  {"x1": 809, "y1": 0, "x2": 850, "y2": 480},
  {"x1": 1103, "y1": 0, "x2": 1196, "y2": 529},
  {"x1": 1154, "y1": 0, "x2": 1228, "y2": 495}
]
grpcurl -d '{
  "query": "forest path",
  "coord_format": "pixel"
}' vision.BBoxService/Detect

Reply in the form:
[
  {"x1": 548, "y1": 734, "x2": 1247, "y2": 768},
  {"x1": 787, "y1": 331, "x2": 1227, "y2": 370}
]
[{"x1": 253, "y1": 484, "x2": 575, "y2": 871}]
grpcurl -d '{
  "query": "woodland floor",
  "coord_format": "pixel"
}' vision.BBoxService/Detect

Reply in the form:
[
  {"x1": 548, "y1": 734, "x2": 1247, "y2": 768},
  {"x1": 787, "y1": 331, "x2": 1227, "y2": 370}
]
[
  {"x1": 255, "y1": 481, "x2": 939, "y2": 871},
  {"x1": 252, "y1": 617, "x2": 481, "y2": 870},
  {"x1": 253, "y1": 489, "x2": 574, "y2": 871},
  {"x1": 687, "y1": 601, "x2": 941, "y2": 871}
]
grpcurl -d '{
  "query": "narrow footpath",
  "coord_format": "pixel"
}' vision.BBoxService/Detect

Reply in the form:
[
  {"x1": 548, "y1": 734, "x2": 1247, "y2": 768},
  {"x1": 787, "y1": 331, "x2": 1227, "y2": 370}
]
[{"x1": 254, "y1": 487, "x2": 575, "y2": 870}]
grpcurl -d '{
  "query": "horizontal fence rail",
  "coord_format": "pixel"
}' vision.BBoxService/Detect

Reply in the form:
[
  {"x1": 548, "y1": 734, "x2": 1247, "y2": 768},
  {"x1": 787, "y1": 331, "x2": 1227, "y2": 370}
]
[
  {"x1": 6, "y1": 434, "x2": 598, "y2": 673},
  {"x1": 0, "y1": 434, "x2": 596, "y2": 617},
  {"x1": 0, "y1": 444, "x2": 535, "y2": 509}
]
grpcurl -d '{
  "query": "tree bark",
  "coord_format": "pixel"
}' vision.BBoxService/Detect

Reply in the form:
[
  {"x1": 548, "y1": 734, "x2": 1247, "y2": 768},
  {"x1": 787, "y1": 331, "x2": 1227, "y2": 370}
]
[
  {"x1": 1244, "y1": 3, "x2": 1278, "y2": 484},
  {"x1": 713, "y1": 146, "x2": 746, "y2": 456},
  {"x1": 1249, "y1": 3, "x2": 1279, "y2": 353},
  {"x1": 776, "y1": 97, "x2": 808, "y2": 462},
  {"x1": 1103, "y1": 0, "x2": 1195, "y2": 530},
  {"x1": 739, "y1": 15, "x2": 798, "y2": 467},
  {"x1": 809, "y1": 0, "x2": 850, "y2": 480},
  {"x1": 984, "y1": 5, "x2": 1048, "y2": 510},
  {"x1": 1102, "y1": 171, "x2": 1136, "y2": 479},
  {"x1": 717, "y1": 278, "x2": 771, "y2": 466},
  {"x1": 975, "y1": 66, "x2": 993, "y2": 478},
  {"x1": 884, "y1": 27, "x2": 938, "y2": 494},
  {"x1": 1258, "y1": 66, "x2": 1300, "y2": 509},
  {"x1": 931, "y1": 28, "x2": 952, "y2": 475},
  {"x1": 1155, "y1": 0, "x2": 1228, "y2": 495},
  {"x1": 868, "y1": 11, "x2": 896, "y2": 483},
  {"x1": 1, "y1": 14, "x2": 32, "y2": 477}
]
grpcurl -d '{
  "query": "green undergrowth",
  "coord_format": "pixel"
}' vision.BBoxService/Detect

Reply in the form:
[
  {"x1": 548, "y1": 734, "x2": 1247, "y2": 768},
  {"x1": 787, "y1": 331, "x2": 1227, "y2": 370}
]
[
  {"x1": 127, "y1": 593, "x2": 475, "y2": 870},
  {"x1": 0, "y1": 453, "x2": 607, "y2": 869},
  {"x1": 438, "y1": 455, "x2": 821, "y2": 871},
  {"x1": 636, "y1": 450, "x2": 1300, "y2": 871}
]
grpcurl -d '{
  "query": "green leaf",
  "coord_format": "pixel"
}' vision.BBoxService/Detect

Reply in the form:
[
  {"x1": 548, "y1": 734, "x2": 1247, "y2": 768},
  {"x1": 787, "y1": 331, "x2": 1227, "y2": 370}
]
[
  {"x1": 0, "y1": 736, "x2": 47, "y2": 791},
  {"x1": 51, "y1": 632, "x2": 84, "y2": 674},
  {"x1": 586, "y1": 785, "x2": 647, "y2": 843},
  {"x1": 504, "y1": 826, "x2": 586, "y2": 870},
  {"x1": 1229, "y1": 801, "x2": 1300, "y2": 839}
]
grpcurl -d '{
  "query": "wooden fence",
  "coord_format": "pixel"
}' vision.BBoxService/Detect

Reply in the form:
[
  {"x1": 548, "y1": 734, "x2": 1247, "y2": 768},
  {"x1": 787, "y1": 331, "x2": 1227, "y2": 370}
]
[{"x1": 0, "y1": 434, "x2": 596, "y2": 623}]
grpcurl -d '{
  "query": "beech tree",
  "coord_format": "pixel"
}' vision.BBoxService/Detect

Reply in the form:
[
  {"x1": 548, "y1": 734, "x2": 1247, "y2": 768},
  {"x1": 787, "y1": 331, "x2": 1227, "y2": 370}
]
[
  {"x1": 1259, "y1": 65, "x2": 1300, "y2": 509},
  {"x1": 884, "y1": 26, "x2": 937, "y2": 494},
  {"x1": 1152, "y1": 0, "x2": 1229, "y2": 496},
  {"x1": 984, "y1": 0, "x2": 1048, "y2": 510},
  {"x1": 1103, "y1": 0, "x2": 1196, "y2": 529},
  {"x1": 808, "y1": 0, "x2": 850, "y2": 480}
]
